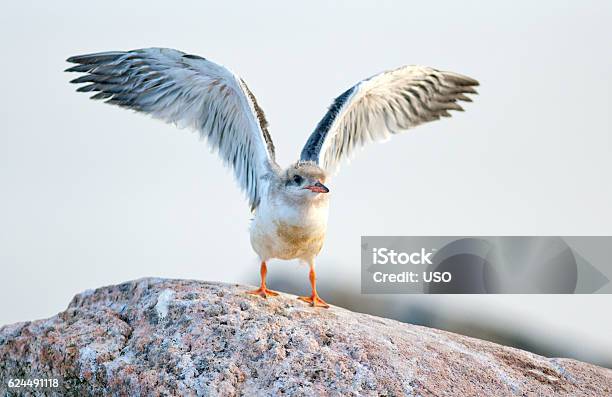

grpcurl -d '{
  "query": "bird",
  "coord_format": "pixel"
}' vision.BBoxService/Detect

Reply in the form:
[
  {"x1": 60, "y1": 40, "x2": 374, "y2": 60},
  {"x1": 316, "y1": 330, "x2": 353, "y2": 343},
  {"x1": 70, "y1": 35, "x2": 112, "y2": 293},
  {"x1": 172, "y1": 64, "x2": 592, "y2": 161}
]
[{"x1": 66, "y1": 47, "x2": 478, "y2": 308}]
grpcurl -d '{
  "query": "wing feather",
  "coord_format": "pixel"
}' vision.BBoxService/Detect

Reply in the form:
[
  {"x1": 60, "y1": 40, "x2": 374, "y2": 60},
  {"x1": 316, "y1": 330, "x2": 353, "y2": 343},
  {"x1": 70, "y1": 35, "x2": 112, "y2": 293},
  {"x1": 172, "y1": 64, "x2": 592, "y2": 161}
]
[
  {"x1": 300, "y1": 66, "x2": 478, "y2": 173},
  {"x1": 67, "y1": 48, "x2": 276, "y2": 209}
]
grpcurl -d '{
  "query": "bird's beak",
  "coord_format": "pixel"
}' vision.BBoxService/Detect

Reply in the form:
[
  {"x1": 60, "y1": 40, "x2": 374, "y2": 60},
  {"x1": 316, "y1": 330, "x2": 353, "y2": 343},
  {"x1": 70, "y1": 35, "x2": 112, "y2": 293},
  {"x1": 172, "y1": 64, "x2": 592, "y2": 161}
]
[{"x1": 304, "y1": 181, "x2": 329, "y2": 193}]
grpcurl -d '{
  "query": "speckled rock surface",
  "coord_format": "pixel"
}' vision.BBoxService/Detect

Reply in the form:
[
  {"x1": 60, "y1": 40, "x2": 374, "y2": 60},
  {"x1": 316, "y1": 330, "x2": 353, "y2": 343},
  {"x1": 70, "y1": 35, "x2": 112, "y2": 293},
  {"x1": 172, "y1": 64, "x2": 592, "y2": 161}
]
[{"x1": 0, "y1": 278, "x2": 610, "y2": 396}]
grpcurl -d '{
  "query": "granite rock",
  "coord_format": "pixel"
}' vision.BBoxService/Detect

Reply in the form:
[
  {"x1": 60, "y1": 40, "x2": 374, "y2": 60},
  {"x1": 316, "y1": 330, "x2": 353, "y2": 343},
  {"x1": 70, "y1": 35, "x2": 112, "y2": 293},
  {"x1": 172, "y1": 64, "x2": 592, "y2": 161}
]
[{"x1": 0, "y1": 278, "x2": 610, "y2": 396}]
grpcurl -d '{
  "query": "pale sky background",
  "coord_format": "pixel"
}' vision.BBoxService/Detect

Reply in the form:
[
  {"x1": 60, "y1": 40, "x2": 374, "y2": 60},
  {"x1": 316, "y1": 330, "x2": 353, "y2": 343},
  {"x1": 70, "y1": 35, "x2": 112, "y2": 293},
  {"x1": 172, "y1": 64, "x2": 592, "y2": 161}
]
[{"x1": 1, "y1": 1, "x2": 611, "y2": 366}]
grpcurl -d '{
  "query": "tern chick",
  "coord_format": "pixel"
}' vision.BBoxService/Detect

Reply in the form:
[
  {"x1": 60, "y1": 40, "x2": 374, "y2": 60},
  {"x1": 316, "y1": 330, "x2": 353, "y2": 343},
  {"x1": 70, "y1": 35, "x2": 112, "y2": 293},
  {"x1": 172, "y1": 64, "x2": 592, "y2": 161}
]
[{"x1": 66, "y1": 48, "x2": 478, "y2": 308}]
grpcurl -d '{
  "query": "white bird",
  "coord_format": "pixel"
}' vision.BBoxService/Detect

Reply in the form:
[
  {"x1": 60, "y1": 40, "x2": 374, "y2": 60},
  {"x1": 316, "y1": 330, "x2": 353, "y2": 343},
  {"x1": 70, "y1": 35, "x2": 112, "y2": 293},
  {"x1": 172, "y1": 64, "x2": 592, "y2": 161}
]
[{"x1": 66, "y1": 48, "x2": 478, "y2": 308}]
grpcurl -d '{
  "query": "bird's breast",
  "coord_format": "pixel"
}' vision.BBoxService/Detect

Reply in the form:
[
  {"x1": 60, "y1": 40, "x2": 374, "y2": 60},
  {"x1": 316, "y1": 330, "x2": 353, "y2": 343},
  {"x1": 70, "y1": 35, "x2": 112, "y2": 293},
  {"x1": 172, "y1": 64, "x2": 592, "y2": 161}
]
[
  {"x1": 271, "y1": 220, "x2": 326, "y2": 261},
  {"x1": 250, "y1": 199, "x2": 329, "y2": 261},
  {"x1": 274, "y1": 220, "x2": 325, "y2": 245}
]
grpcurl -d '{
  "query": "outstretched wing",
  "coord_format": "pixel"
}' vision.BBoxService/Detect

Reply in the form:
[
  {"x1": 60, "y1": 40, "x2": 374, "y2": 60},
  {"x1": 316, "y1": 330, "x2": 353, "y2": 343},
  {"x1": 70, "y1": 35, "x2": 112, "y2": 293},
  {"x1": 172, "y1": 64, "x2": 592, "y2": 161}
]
[
  {"x1": 66, "y1": 48, "x2": 276, "y2": 210},
  {"x1": 300, "y1": 65, "x2": 478, "y2": 174}
]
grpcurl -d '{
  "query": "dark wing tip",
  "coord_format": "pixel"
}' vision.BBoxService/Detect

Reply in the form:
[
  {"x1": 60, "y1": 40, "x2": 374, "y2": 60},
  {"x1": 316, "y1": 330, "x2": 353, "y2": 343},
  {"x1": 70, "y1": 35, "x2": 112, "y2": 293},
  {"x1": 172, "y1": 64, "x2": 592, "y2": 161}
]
[
  {"x1": 65, "y1": 51, "x2": 128, "y2": 69},
  {"x1": 76, "y1": 84, "x2": 97, "y2": 93},
  {"x1": 457, "y1": 75, "x2": 480, "y2": 87},
  {"x1": 455, "y1": 94, "x2": 473, "y2": 102},
  {"x1": 72, "y1": 51, "x2": 126, "y2": 60},
  {"x1": 65, "y1": 51, "x2": 129, "y2": 81},
  {"x1": 65, "y1": 54, "x2": 91, "y2": 64},
  {"x1": 69, "y1": 75, "x2": 92, "y2": 84},
  {"x1": 441, "y1": 71, "x2": 479, "y2": 88},
  {"x1": 90, "y1": 91, "x2": 113, "y2": 100},
  {"x1": 466, "y1": 77, "x2": 480, "y2": 87},
  {"x1": 65, "y1": 64, "x2": 90, "y2": 73},
  {"x1": 183, "y1": 54, "x2": 206, "y2": 61},
  {"x1": 66, "y1": 54, "x2": 89, "y2": 64}
]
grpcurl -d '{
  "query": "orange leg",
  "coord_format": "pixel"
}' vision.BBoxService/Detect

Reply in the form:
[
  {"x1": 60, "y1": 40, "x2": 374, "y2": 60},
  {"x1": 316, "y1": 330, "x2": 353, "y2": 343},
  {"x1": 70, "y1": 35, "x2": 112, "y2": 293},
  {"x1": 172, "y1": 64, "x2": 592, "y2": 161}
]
[
  {"x1": 298, "y1": 264, "x2": 329, "y2": 308},
  {"x1": 247, "y1": 261, "x2": 279, "y2": 298}
]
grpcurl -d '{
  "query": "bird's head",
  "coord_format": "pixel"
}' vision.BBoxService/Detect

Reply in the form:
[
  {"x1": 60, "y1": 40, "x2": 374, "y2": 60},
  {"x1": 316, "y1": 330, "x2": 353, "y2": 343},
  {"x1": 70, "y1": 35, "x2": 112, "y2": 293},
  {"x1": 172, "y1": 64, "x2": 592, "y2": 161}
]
[{"x1": 281, "y1": 161, "x2": 329, "y2": 202}]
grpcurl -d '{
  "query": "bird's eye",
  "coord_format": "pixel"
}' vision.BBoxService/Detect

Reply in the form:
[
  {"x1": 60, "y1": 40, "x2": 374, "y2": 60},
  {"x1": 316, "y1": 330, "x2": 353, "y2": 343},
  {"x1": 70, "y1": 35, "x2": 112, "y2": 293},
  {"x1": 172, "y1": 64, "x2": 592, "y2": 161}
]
[{"x1": 293, "y1": 175, "x2": 303, "y2": 184}]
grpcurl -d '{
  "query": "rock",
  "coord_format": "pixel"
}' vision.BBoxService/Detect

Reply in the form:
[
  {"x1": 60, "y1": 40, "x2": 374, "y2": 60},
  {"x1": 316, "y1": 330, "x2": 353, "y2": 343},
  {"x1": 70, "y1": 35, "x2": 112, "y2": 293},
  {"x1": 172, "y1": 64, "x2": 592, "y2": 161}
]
[{"x1": 0, "y1": 278, "x2": 610, "y2": 396}]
